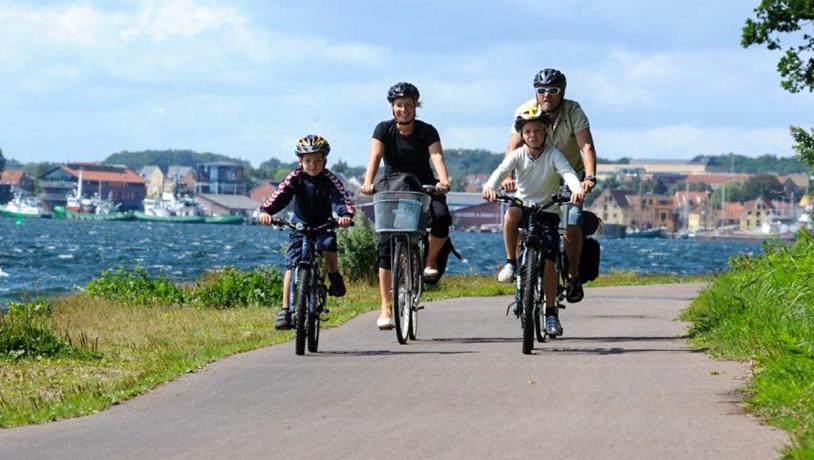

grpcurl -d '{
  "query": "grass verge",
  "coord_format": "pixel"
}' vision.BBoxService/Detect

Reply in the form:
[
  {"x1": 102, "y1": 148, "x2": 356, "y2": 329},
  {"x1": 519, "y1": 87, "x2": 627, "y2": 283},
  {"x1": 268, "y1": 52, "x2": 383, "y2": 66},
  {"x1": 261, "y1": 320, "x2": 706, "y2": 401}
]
[
  {"x1": 2, "y1": 271, "x2": 703, "y2": 428},
  {"x1": 682, "y1": 231, "x2": 814, "y2": 459}
]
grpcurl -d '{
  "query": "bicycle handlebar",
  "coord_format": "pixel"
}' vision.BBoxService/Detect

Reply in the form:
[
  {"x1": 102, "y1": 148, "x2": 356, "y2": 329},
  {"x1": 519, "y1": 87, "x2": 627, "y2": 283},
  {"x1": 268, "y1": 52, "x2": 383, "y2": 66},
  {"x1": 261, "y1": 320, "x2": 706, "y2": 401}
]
[
  {"x1": 494, "y1": 192, "x2": 570, "y2": 211},
  {"x1": 268, "y1": 217, "x2": 353, "y2": 233}
]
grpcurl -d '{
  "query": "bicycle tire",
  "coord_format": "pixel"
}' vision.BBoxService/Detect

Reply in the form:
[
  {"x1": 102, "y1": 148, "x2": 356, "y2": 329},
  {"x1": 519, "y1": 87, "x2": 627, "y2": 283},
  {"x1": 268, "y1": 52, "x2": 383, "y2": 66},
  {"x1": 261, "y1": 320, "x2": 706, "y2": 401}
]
[
  {"x1": 521, "y1": 247, "x2": 539, "y2": 355},
  {"x1": 392, "y1": 239, "x2": 410, "y2": 345},
  {"x1": 408, "y1": 246, "x2": 421, "y2": 340},
  {"x1": 295, "y1": 266, "x2": 310, "y2": 356},
  {"x1": 307, "y1": 277, "x2": 321, "y2": 352}
]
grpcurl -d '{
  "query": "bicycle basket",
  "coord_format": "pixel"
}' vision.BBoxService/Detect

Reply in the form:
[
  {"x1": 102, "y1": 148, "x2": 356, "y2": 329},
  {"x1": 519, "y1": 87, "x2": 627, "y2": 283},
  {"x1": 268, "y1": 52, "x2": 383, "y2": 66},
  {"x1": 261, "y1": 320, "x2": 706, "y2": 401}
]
[{"x1": 373, "y1": 191, "x2": 431, "y2": 232}]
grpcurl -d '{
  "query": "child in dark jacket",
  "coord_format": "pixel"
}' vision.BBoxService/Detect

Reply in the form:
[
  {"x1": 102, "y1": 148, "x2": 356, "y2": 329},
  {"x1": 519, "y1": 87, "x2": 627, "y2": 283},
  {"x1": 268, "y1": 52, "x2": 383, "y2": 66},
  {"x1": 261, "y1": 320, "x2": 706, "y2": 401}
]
[{"x1": 258, "y1": 134, "x2": 355, "y2": 330}]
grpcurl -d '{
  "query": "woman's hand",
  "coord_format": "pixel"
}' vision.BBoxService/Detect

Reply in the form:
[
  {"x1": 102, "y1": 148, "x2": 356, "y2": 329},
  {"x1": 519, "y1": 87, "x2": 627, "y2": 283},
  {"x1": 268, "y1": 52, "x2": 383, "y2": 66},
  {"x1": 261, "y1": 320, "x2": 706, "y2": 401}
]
[
  {"x1": 361, "y1": 183, "x2": 375, "y2": 195},
  {"x1": 434, "y1": 181, "x2": 449, "y2": 195},
  {"x1": 337, "y1": 216, "x2": 353, "y2": 228}
]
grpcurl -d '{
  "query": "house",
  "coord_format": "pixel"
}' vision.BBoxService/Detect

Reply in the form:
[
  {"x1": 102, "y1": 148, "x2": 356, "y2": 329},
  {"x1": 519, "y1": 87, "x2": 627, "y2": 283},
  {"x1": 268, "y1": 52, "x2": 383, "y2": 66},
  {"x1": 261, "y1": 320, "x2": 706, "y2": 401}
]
[
  {"x1": 249, "y1": 180, "x2": 280, "y2": 204},
  {"x1": 720, "y1": 202, "x2": 746, "y2": 228},
  {"x1": 685, "y1": 173, "x2": 752, "y2": 187},
  {"x1": 450, "y1": 201, "x2": 504, "y2": 231},
  {"x1": 629, "y1": 193, "x2": 677, "y2": 230},
  {"x1": 166, "y1": 166, "x2": 196, "y2": 195},
  {"x1": 674, "y1": 190, "x2": 712, "y2": 231},
  {"x1": 40, "y1": 163, "x2": 146, "y2": 211},
  {"x1": 195, "y1": 162, "x2": 245, "y2": 195},
  {"x1": 740, "y1": 198, "x2": 774, "y2": 231},
  {"x1": 139, "y1": 166, "x2": 165, "y2": 199},
  {"x1": 0, "y1": 169, "x2": 35, "y2": 200},
  {"x1": 587, "y1": 188, "x2": 635, "y2": 226},
  {"x1": 597, "y1": 159, "x2": 709, "y2": 177},
  {"x1": 195, "y1": 194, "x2": 262, "y2": 217}
]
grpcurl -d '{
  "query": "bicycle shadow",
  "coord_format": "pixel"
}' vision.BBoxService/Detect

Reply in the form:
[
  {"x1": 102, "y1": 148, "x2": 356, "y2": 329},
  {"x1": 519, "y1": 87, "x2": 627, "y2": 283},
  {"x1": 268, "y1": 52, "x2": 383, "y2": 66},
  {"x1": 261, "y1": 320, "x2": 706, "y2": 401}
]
[
  {"x1": 426, "y1": 336, "x2": 520, "y2": 345},
  {"x1": 317, "y1": 349, "x2": 478, "y2": 357}
]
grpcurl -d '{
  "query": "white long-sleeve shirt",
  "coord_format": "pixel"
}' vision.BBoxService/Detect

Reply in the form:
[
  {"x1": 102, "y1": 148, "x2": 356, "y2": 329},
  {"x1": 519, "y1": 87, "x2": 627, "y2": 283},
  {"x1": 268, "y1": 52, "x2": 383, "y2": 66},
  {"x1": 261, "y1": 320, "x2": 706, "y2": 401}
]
[{"x1": 483, "y1": 144, "x2": 581, "y2": 212}]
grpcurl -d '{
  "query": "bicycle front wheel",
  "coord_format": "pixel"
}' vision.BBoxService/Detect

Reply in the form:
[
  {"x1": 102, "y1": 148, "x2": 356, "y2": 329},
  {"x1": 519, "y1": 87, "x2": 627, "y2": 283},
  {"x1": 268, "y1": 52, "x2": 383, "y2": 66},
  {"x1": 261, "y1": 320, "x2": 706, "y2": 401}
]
[
  {"x1": 408, "y1": 245, "x2": 421, "y2": 340},
  {"x1": 521, "y1": 247, "x2": 539, "y2": 355},
  {"x1": 392, "y1": 239, "x2": 411, "y2": 345},
  {"x1": 295, "y1": 266, "x2": 310, "y2": 356},
  {"x1": 307, "y1": 279, "x2": 322, "y2": 353}
]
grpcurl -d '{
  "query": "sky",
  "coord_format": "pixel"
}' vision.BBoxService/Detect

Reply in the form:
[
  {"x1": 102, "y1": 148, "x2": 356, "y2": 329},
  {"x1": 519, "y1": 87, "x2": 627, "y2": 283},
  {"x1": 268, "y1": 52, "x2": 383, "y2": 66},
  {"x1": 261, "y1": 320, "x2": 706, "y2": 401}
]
[{"x1": 1, "y1": 0, "x2": 812, "y2": 168}]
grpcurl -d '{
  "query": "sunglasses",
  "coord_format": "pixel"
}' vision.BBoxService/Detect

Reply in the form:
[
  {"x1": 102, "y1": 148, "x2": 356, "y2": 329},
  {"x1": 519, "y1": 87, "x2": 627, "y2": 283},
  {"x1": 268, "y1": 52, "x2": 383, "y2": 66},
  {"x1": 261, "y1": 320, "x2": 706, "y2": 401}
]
[{"x1": 535, "y1": 86, "x2": 562, "y2": 95}]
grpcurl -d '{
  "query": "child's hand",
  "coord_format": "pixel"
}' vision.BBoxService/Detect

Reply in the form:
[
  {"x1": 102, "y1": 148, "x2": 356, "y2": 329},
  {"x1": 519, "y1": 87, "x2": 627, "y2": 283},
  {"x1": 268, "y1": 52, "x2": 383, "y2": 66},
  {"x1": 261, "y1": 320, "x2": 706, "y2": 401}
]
[
  {"x1": 337, "y1": 216, "x2": 353, "y2": 228},
  {"x1": 258, "y1": 212, "x2": 273, "y2": 225},
  {"x1": 361, "y1": 183, "x2": 375, "y2": 195},
  {"x1": 482, "y1": 187, "x2": 496, "y2": 202}
]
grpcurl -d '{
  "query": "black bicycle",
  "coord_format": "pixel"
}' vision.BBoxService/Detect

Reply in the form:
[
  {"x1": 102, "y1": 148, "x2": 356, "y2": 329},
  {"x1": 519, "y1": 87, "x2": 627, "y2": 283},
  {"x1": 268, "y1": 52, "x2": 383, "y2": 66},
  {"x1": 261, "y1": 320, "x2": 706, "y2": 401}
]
[
  {"x1": 495, "y1": 192, "x2": 571, "y2": 354},
  {"x1": 373, "y1": 186, "x2": 436, "y2": 344},
  {"x1": 271, "y1": 218, "x2": 341, "y2": 355}
]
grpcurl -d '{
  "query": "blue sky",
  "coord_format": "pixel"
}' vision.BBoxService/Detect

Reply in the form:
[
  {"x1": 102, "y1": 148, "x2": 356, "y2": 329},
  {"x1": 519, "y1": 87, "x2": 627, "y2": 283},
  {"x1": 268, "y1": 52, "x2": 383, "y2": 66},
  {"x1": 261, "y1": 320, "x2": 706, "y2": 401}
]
[{"x1": 1, "y1": 0, "x2": 812, "y2": 168}]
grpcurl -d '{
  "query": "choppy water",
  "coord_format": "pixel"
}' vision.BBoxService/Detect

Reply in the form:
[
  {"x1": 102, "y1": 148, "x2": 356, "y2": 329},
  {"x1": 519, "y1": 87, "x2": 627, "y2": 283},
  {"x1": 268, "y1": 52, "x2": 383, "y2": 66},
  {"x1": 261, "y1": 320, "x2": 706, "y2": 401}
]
[{"x1": 1, "y1": 218, "x2": 765, "y2": 309}]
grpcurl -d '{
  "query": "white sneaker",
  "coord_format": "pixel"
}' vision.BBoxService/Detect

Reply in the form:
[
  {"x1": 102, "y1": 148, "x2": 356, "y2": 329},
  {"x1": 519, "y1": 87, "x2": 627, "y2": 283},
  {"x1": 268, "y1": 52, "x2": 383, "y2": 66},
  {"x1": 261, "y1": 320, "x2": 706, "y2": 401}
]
[
  {"x1": 377, "y1": 316, "x2": 394, "y2": 330},
  {"x1": 497, "y1": 263, "x2": 515, "y2": 283},
  {"x1": 423, "y1": 267, "x2": 439, "y2": 278}
]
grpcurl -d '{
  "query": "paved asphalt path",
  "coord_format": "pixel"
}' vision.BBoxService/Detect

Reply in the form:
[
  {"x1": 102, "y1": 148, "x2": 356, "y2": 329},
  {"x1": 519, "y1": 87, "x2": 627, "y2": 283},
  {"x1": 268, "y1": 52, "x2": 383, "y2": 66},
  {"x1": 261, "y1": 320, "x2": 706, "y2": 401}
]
[{"x1": 2, "y1": 283, "x2": 787, "y2": 459}]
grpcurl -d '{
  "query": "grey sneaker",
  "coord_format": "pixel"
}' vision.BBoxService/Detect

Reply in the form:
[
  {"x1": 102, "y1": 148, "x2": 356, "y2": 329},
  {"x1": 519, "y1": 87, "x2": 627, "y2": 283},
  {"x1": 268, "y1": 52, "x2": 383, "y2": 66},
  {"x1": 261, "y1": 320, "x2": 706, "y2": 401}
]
[
  {"x1": 497, "y1": 263, "x2": 516, "y2": 283},
  {"x1": 545, "y1": 315, "x2": 563, "y2": 337}
]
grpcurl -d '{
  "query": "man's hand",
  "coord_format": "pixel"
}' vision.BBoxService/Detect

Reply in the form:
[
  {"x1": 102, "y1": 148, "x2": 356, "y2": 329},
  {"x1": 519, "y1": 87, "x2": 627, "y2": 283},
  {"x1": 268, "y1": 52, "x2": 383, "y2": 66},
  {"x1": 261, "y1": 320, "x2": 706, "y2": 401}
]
[
  {"x1": 258, "y1": 212, "x2": 273, "y2": 225},
  {"x1": 500, "y1": 176, "x2": 517, "y2": 193},
  {"x1": 361, "y1": 183, "x2": 375, "y2": 195},
  {"x1": 482, "y1": 187, "x2": 497, "y2": 202},
  {"x1": 581, "y1": 179, "x2": 596, "y2": 194},
  {"x1": 337, "y1": 216, "x2": 353, "y2": 228}
]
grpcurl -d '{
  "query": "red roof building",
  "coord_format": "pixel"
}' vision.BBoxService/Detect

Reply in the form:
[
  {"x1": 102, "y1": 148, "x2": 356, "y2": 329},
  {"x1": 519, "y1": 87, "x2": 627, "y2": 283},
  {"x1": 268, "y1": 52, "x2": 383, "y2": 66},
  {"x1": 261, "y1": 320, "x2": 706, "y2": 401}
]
[{"x1": 40, "y1": 163, "x2": 146, "y2": 211}]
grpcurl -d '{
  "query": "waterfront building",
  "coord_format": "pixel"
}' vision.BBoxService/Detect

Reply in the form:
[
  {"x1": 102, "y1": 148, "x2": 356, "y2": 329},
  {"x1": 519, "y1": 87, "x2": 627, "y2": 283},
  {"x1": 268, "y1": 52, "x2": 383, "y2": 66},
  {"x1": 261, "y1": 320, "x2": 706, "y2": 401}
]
[
  {"x1": 139, "y1": 166, "x2": 165, "y2": 199},
  {"x1": 0, "y1": 170, "x2": 35, "y2": 203},
  {"x1": 40, "y1": 163, "x2": 146, "y2": 211},
  {"x1": 194, "y1": 162, "x2": 245, "y2": 195}
]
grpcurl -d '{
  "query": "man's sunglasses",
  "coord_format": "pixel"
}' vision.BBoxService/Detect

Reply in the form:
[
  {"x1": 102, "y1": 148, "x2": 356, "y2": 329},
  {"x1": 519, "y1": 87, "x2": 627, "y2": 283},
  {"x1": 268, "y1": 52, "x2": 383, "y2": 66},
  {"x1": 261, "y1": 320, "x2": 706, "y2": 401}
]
[{"x1": 535, "y1": 86, "x2": 562, "y2": 95}]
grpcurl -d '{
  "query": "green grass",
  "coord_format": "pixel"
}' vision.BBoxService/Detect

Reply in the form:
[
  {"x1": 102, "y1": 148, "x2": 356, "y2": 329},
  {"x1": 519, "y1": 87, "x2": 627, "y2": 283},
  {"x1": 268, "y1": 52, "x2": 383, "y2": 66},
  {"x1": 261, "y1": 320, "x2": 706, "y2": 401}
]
[
  {"x1": 682, "y1": 231, "x2": 814, "y2": 459},
  {"x1": 1, "y1": 272, "x2": 704, "y2": 427}
]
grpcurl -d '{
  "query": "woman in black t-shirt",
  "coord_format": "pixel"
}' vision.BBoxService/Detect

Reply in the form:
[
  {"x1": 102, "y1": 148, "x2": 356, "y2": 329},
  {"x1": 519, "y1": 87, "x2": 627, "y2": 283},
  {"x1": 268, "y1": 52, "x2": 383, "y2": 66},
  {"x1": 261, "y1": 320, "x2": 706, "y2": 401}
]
[{"x1": 362, "y1": 82, "x2": 452, "y2": 330}]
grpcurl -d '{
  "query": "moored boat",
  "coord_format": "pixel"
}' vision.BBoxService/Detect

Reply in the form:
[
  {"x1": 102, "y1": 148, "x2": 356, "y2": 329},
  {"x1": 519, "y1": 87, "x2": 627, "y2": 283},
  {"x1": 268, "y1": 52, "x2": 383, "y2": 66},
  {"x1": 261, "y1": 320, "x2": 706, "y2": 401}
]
[
  {"x1": 0, "y1": 194, "x2": 50, "y2": 218},
  {"x1": 204, "y1": 215, "x2": 243, "y2": 225}
]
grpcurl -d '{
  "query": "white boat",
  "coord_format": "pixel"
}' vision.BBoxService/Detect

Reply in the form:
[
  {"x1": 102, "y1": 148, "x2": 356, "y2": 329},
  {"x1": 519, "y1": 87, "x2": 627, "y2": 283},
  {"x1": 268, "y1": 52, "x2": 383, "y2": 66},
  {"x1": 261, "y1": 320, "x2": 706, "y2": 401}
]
[
  {"x1": 136, "y1": 192, "x2": 206, "y2": 223},
  {"x1": 0, "y1": 193, "x2": 49, "y2": 218}
]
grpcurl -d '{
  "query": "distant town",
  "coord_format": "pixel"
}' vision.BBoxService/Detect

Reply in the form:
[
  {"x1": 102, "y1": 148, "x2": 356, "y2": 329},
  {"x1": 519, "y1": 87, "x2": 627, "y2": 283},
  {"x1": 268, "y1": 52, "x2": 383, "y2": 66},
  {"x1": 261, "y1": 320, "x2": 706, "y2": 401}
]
[{"x1": 1, "y1": 150, "x2": 812, "y2": 238}]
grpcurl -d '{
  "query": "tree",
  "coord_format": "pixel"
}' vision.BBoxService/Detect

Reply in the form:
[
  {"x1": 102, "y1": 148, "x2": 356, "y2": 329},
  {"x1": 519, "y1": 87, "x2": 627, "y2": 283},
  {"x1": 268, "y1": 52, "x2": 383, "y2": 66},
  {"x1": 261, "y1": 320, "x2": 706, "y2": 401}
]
[{"x1": 742, "y1": 1, "x2": 814, "y2": 170}]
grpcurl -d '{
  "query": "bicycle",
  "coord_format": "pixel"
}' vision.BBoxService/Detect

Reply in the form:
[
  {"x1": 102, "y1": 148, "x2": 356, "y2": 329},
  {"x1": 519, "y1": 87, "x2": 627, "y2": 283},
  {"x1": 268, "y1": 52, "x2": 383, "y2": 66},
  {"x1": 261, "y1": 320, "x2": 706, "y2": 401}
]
[
  {"x1": 373, "y1": 186, "x2": 436, "y2": 345},
  {"x1": 495, "y1": 192, "x2": 571, "y2": 354},
  {"x1": 270, "y1": 217, "x2": 343, "y2": 355}
]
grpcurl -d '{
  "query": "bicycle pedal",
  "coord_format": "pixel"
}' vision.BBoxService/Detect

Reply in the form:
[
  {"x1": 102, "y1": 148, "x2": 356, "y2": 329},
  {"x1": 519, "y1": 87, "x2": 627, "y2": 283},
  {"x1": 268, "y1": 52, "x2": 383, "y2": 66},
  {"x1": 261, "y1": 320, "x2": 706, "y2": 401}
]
[{"x1": 414, "y1": 305, "x2": 425, "y2": 311}]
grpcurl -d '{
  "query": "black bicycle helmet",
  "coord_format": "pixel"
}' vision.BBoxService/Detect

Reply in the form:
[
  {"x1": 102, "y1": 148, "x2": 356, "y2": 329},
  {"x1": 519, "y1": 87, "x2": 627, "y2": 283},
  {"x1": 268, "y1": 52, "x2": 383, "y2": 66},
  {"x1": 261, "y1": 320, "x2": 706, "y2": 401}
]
[
  {"x1": 514, "y1": 105, "x2": 550, "y2": 132},
  {"x1": 533, "y1": 68, "x2": 567, "y2": 88},
  {"x1": 387, "y1": 82, "x2": 420, "y2": 103},
  {"x1": 295, "y1": 134, "x2": 331, "y2": 156}
]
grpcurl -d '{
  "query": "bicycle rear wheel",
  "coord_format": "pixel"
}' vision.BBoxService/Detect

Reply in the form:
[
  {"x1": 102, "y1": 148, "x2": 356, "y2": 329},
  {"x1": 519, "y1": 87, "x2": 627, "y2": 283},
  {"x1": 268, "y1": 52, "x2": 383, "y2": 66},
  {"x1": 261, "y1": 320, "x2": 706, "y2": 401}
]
[
  {"x1": 392, "y1": 239, "x2": 411, "y2": 345},
  {"x1": 521, "y1": 247, "x2": 539, "y2": 355},
  {"x1": 295, "y1": 266, "x2": 310, "y2": 356}
]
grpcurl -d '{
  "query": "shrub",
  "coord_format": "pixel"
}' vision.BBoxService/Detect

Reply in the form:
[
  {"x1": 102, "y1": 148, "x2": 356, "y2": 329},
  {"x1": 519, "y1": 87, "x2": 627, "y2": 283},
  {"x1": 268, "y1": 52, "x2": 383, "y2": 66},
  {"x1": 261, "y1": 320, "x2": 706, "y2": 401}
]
[
  {"x1": 0, "y1": 300, "x2": 92, "y2": 360},
  {"x1": 191, "y1": 266, "x2": 283, "y2": 309},
  {"x1": 86, "y1": 268, "x2": 186, "y2": 306},
  {"x1": 337, "y1": 213, "x2": 379, "y2": 284}
]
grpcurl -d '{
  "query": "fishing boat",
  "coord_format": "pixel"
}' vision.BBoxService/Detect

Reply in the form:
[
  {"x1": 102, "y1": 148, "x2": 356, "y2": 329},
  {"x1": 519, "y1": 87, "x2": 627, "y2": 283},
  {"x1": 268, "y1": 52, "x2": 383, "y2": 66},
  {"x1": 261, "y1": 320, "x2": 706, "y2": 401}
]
[
  {"x1": 56, "y1": 172, "x2": 133, "y2": 221},
  {"x1": 626, "y1": 226, "x2": 667, "y2": 238},
  {"x1": 0, "y1": 194, "x2": 50, "y2": 218},
  {"x1": 135, "y1": 192, "x2": 206, "y2": 223},
  {"x1": 204, "y1": 214, "x2": 244, "y2": 225}
]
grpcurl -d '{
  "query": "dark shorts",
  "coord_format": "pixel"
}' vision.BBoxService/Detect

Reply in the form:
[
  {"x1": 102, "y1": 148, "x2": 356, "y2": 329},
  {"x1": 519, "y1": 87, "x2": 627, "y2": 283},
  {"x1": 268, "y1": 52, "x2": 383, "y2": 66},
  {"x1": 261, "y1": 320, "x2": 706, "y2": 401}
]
[
  {"x1": 377, "y1": 193, "x2": 451, "y2": 270},
  {"x1": 285, "y1": 231, "x2": 337, "y2": 269},
  {"x1": 517, "y1": 207, "x2": 560, "y2": 262}
]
